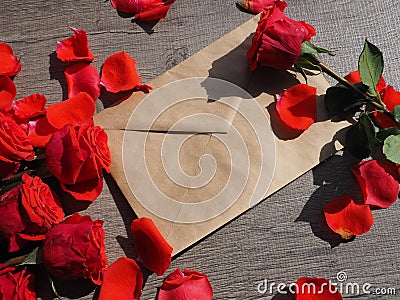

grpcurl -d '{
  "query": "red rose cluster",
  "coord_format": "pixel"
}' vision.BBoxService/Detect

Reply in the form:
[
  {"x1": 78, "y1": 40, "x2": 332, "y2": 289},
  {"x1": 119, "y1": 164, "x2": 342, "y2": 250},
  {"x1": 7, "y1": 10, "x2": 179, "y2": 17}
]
[{"x1": 0, "y1": 29, "x2": 212, "y2": 299}]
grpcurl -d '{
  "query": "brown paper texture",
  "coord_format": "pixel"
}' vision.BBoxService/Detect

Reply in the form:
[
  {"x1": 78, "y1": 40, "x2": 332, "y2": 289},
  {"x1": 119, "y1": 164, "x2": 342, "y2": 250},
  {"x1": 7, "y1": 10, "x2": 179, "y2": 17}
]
[{"x1": 94, "y1": 15, "x2": 349, "y2": 255}]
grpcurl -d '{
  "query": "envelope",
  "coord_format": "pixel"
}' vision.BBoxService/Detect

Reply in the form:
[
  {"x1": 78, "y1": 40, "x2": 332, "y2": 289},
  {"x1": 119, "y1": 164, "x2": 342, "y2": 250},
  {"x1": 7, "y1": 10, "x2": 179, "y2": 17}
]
[{"x1": 94, "y1": 15, "x2": 349, "y2": 255}]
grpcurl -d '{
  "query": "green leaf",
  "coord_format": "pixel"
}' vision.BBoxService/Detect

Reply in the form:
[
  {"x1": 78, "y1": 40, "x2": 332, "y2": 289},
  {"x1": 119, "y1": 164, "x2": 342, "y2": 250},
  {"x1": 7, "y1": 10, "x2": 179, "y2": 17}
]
[
  {"x1": 393, "y1": 105, "x2": 400, "y2": 124},
  {"x1": 358, "y1": 39, "x2": 384, "y2": 96},
  {"x1": 383, "y1": 134, "x2": 400, "y2": 163},
  {"x1": 377, "y1": 127, "x2": 400, "y2": 141},
  {"x1": 294, "y1": 63, "x2": 308, "y2": 83},
  {"x1": 345, "y1": 124, "x2": 371, "y2": 159},
  {"x1": 359, "y1": 113, "x2": 380, "y2": 147},
  {"x1": 300, "y1": 41, "x2": 334, "y2": 56},
  {"x1": 324, "y1": 83, "x2": 368, "y2": 116}
]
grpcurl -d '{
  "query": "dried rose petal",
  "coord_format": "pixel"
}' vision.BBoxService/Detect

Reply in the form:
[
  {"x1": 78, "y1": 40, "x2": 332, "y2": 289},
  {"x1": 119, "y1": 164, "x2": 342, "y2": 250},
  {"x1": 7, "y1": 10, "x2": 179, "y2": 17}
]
[
  {"x1": 100, "y1": 51, "x2": 144, "y2": 93},
  {"x1": 65, "y1": 63, "x2": 100, "y2": 101},
  {"x1": 0, "y1": 76, "x2": 16, "y2": 112},
  {"x1": 46, "y1": 92, "x2": 95, "y2": 129},
  {"x1": 99, "y1": 257, "x2": 143, "y2": 300},
  {"x1": 237, "y1": 0, "x2": 274, "y2": 14},
  {"x1": 56, "y1": 27, "x2": 94, "y2": 62},
  {"x1": 131, "y1": 217, "x2": 172, "y2": 276},
  {"x1": 351, "y1": 160, "x2": 399, "y2": 209},
  {"x1": 275, "y1": 84, "x2": 317, "y2": 130},
  {"x1": 295, "y1": 277, "x2": 343, "y2": 300},
  {"x1": 324, "y1": 195, "x2": 373, "y2": 240},
  {"x1": 0, "y1": 43, "x2": 22, "y2": 76},
  {"x1": 158, "y1": 268, "x2": 213, "y2": 300}
]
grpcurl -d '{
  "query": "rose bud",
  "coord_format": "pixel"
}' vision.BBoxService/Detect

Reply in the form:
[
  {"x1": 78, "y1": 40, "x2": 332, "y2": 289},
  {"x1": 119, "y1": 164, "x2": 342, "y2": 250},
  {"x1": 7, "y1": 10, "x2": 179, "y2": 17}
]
[
  {"x1": 0, "y1": 173, "x2": 64, "y2": 252},
  {"x1": 42, "y1": 213, "x2": 108, "y2": 285},
  {"x1": 158, "y1": 268, "x2": 213, "y2": 300},
  {"x1": 247, "y1": 1, "x2": 316, "y2": 71},
  {"x1": 0, "y1": 264, "x2": 36, "y2": 299},
  {"x1": 45, "y1": 120, "x2": 111, "y2": 202}
]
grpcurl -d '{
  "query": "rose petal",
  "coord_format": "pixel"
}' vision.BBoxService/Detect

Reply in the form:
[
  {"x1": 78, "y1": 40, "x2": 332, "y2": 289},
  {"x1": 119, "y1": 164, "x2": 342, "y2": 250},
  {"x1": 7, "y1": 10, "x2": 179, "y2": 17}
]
[
  {"x1": 46, "y1": 92, "x2": 95, "y2": 129},
  {"x1": 299, "y1": 21, "x2": 316, "y2": 42},
  {"x1": 237, "y1": 0, "x2": 274, "y2": 14},
  {"x1": 134, "y1": 3, "x2": 174, "y2": 21},
  {"x1": 276, "y1": 84, "x2": 317, "y2": 130},
  {"x1": 295, "y1": 277, "x2": 343, "y2": 300},
  {"x1": 324, "y1": 195, "x2": 374, "y2": 239},
  {"x1": 0, "y1": 76, "x2": 16, "y2": 112},
  {"x1": 9, "y1": 233, "x2": 47, "y2": 252},
  {"x1": 158, "y1": 269, "x2": 213, "y2": 300},
  {"x1": 0, "y1": 42, "x2": 22, "y2": 76},
  {"x1": 131, "y1": 217, "x2": 173, "y2": 276},
  {"x1": 56, "y1": 27, "x2": 94, "y2": 62},
  {"x1": 65, "y1": 63, "x2": 100, "y2": 101},
  {"x1": 13, "y1": 94, "x2": 47, "y2": 121},
  {"x1": 99, "y1": 257, "x2": 143, "y2": 300},
  {"x1": 100, "y1": 51, "x2": 143, "y2": 93},
  {"x1": 351, "y1": 160, "x2": 399, "y2": 209},
  {"x1": 60, "y1": 177, "x2": 104, "y2": 202},
  {"x1": 381, "y1": 85, "x2": 400, "y2": 112},
  {"x1": 344, "y1": 70, "x2": 386, "y2": 93}
]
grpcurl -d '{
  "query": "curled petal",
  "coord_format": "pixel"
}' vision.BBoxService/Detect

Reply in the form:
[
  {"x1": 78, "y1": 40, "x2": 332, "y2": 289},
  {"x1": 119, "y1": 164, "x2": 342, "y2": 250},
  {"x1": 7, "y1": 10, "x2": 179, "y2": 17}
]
[
  {"x1": 295, "y1": 277, "x2": 343, "y2": 300},
  {"x1": 134, "y1": 3, "x2": 174, "y2": 21},
  {"x1": 344, "y1": 70, "x2": 386, "y2": 93},
  {"x1": 381, "y1": 85, "x2": 400, "y2": 112},
  {"x1": 351, "y1": 160, "x2": 399, "y2": 209},
  {"x1": 65, "y1": 63, "x2": 100, "y2": 101},
  {"x1": 237, "y1": 0, "x2": 274, "y2": 14},
  {"x1": 0, "y1": 43, "x2": 22, "y2": 76},
  {"x1": 299, "y1": 21, "x2": 316, "y2": 42},
  {"x1": 111, "y1": 0, "x2": 175, "y2": 20},
  {"x1": 324, "y1": 195, "x2": 373, "y2": 240},
  {"x1": 99, "y1": 257, "x2": 143, "y2": 300},
  {"x1": 131, "y1": 217, "x2": 172, "y2": 276},
  {"x1": 100, "y1": 51, "x2": 143, "y2": 93},
  {"x1": 0, "y1": 76, "x2": 16, "y2": 112},
  {"x1": 276, "y1": 84, "x2": 317, "y2": 130},
  {"x1": 158, "y1": 269, "x2": 213, "y2": 300},
  {"x1": 61, "y1": 177, "x2": 104, "y2": 202},
  {"x1": 46, "y1": 92, "x2": 95, "y2": 129},
  {"x1": 13, "y1": 94, "x2": 47, "y2": 121},
  {"x1": 56, "y1": 27, "x2": 94, "y2": 62}
]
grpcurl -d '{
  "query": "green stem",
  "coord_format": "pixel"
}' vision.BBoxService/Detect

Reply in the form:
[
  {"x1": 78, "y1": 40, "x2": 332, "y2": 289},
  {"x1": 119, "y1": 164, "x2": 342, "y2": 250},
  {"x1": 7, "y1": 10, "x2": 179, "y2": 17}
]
[{"x1": 0, "y1": 170, "x2": 31, "y2": 187}]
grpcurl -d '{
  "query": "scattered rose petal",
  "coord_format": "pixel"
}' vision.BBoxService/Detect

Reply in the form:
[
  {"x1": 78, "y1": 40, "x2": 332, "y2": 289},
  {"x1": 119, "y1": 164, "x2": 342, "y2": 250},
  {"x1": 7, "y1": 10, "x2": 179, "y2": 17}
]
[
  {"x1": 13, "y1": 94, "x2": 47, "y2": 121},
  {"x1": 0, "y1": 43, "x2": 22, "y2": 76},
  {"x1": 295, "y1": 277, "x2": 343, "y2": 300},
  {"x1": 65, "y1": 63, "x2": 100, "y2": 101},
  {"x1": 99, "y1": 257, "x2": 143, "y2": 300},
  {"x1": 237, "y1": 0, "x2": 274, "y2": 14},
  {"x1": 46, "y1": 92, "x2": 95, "y2": 129},
  {"x1": 0, "y1": 76, "x2": 17, "y2": 111},
  {"x1": 324, "y1": 194, "x2": 373, "y2": 240},
  {"x1": 131, "y1": 217, "x2": 172, "y2": 276},
  {"x1": 344, "y1": 70, "x2": 386, "y2": 93},
  {"x1": 158, "y1": 268, "x2": 213, "y2": 300},
  {"x1": 56, "y1": 27, "x2": 94, "y2": 62},
  {"x1": 275, "y1": 84, "x2": 317, "y2": 130},
  {"x1": 351, "y1": 160, "x2": 399, "y2": 209},
  {"x1": 100, "y1": 51, "x2": 143, "y2": 93},
  {"x1": 111, "y1": 0, "x2": 175, "y2": 20}
]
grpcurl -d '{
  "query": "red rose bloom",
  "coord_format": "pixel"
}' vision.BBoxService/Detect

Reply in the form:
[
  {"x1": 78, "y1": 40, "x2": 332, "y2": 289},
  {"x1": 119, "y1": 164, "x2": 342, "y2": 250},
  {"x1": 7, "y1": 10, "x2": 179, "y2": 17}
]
[
  {"x1": 42, "y1": 213, "x2": 108, "y2": 285},
  {"x1": 247, "y1": 1, "x2": 315, "y2": 71},
  {"x1": 0, "y1": 264, "x2": 36, "y2": 300},
  {"x1": 0, "y1": 111, "x2": 34, "y2": 161},
  {"x1": 158, "y1": 268, "x2": 213, "y2": 300},
  {"x1": 45, "y1": 120, "x2": 111, "y2": 201},
  {"x1": 0, "y1": 173, "x2": 64, "y2": 252}
]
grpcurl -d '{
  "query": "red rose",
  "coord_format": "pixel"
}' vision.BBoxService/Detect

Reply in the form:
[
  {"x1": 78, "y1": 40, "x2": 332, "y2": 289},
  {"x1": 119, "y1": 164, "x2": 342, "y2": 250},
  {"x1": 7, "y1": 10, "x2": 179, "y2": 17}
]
[
  {"x1": 0, "y1": 173, "x2": 64, "y2": 252},
  {"x1": 42, "y1": 213, "x2": 108, "y2": 285},
  {"x1": 158, "y1": 268, "x2": 213, "y2": 300},
  {"x1": 0, "y1": 111, "x2": 34, "y2": 161},
  {"x1": 45, "y1": 120, "x2": 111, "y2": 201},
  {"x1": 0, "y1": 264, "x2": 36, "y2": 300},
  {"x1": 247, "y1": 1, "x2": 315, "y2": 71}
]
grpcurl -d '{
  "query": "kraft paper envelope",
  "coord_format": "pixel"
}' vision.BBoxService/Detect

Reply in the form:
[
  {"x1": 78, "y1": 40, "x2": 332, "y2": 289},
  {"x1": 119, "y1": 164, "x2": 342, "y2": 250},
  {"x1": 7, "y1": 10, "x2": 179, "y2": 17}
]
[{"x1": 94, "y1": 15, "x2": 350, "y2": 255}]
